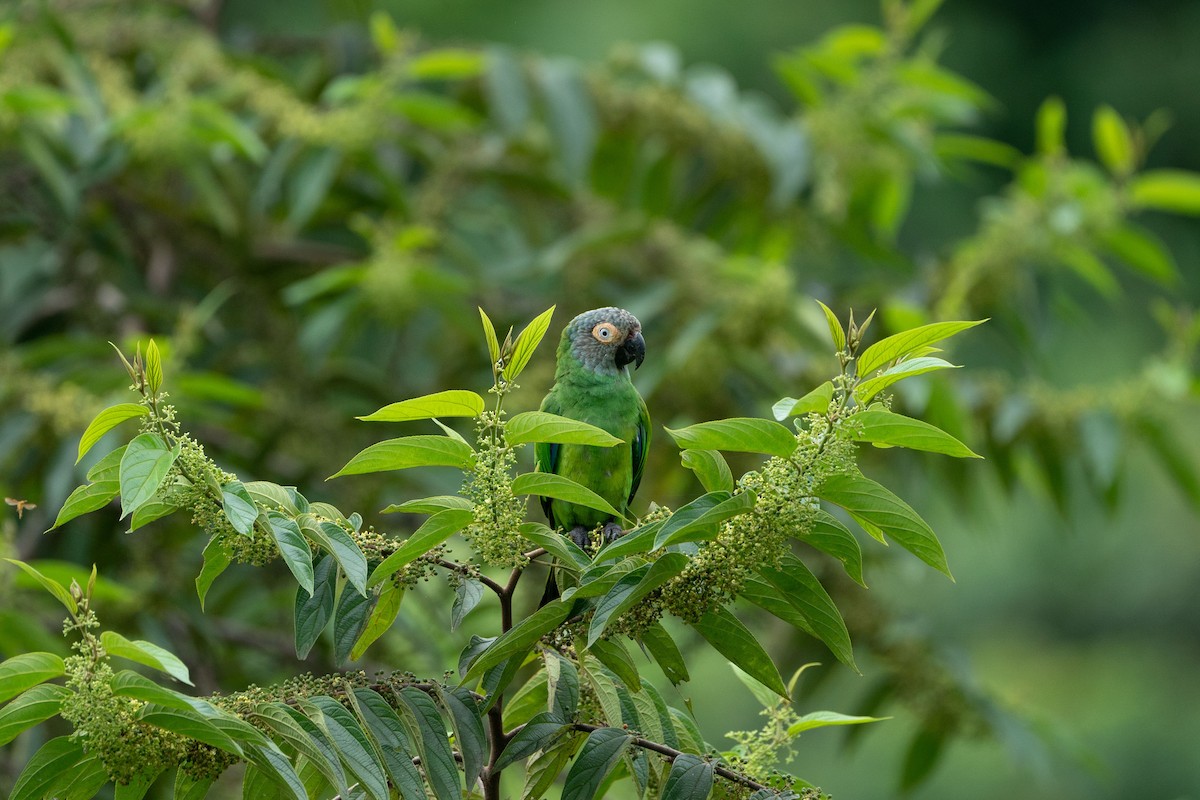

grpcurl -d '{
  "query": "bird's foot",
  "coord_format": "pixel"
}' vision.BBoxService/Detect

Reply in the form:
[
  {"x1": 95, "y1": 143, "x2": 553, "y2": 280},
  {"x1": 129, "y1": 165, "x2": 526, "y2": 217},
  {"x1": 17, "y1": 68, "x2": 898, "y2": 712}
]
[
  {"x1": 601, "y1": 522, "x2": 626, "y2": 543},
  {"x1": 566, "y1": 526, "x2": 590, "y2": 550}
]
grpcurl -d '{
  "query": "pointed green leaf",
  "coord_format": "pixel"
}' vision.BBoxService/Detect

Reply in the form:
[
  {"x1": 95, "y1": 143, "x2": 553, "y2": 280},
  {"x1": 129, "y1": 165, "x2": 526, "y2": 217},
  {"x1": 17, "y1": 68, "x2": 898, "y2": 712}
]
[
  {"x1": 76, "y1": 403, "x2": 148, "y2": 463},
  {"x1": 690, "y1": 606, "x2": 787, "y2": 697},
  {"x1": 505, "y1": 305, "x2": 556, "y2": 382},
  {"x1": 382, "y1": 495, "x2": 472, "y2": 515},
  {"x1": 1092, "y1": 104, "x2": 1134, "y2": 175},
  {"x1": 301, "y1": 517, "x2": 369, "y2": 596},
  {"x1": 397, "y1": 687, "x2": 461, "y2": 800},
  {"x1": 119, "y1": 433, "x2": 180, "y2": 518},
  {"x1": 295, "y1": 554, "x2": 337, "y2": 658},
  {"x1": 495, "y1": 711, "x2": 570, "y2": 770},
  {"x1": 138, "y1": 705, "x2": 243, "y2": 755},
  {"x1": 588, "y1": 553, "x2": 688, "y2": 647},
  {"x1": 357, "y1": 390, "x2": 486, "y2": 422},
  {"x1": 145, "y1": 339, "x2": 164, "y2": 393},
  {"x1": 545, "y1": 650, "x2": 580, "y2": 719},
  {"x1": 562, "y1": 727, "x2": 634, "y2": 800},
  {"x1": 641, "y1": 622, "x2": 689, "y2": 685},
  {"x1": 0, "y1": 652, "x2": 65, "y2": 704},
  {"x1": 266, "y1": 512, "x2": 315, "y2": 596},
  {"x1": 511, "y1": 472, "x2": 626, "y2": 522},
  {"x1": 9, "y1": 736, "x2": 85, "y2": 800},
  {"x1": 195, "y1": 536, "x2": 231, "y2": 610},
  {"x1": 662, "y1": 753, "x2": 714, "y2": 800},
  {"x1": 855, "y1": 320, "x2": 982, "y2": 378},
  {"x1": 3, "y1": 559, "x2": 76, "y2": 614},
  {"x1": 49, "y1": 480, "x2": 119, "y2": 530},
  {"x1": 479, "y1": 307, "x2": 501, "y2": 365},
  {"x1": 506, "y1": 411, "x2": 623, "y2": 447},
  {"x1": 351, "y1": 581, "x2": 403, "y2": 660},
  {"x1": 845, "y1": 410, "x2": 980, "y2": 457},
  {"x1": 436, "y1": 685, "x2": 488, "y2": 790},
  {"x1": 818, "y1": 470, "x2": 952, "y2": 578},
  {"x1": 251, "y1": 703, "x2": 349, "y2": 798},
  {"x1": 665, "y1": 418, "x2": 797, "y2": 457},
  {"x1": 221, "y1": 480, "x2": 259, "y2": 536},
  {"x1": 787, "y1": 710, "x2": 890, "y2": 736},
  {"x1": 308, "y1": 696, "x2": 390, "y2": 800},
  {"x1": 333, "y1": 582, "x2": 374, "y2": 665},
  {"x1": 587, "y1": 638, "x2": 641, "y2": 690},
  {"x1": 759, "y1": 555, "x2": 857, "y2": 672},
  {"x1": 349, "y1": 689, "x2": 428, "y2": 800},
  {"x1": 330, "y1": 435, "x2": 475, "y2": 478},
  {"x1": 679, "y1": 449, "x2": 734, "y2": 493},
  {"x1": 1130, "y1": 169, "x2": 1200, "y2": 215},
  {"x1": 452, "y1": 578, "x2": 485, "y2": 631},
  {"x1": 0, "y1": 683, "x2": 69, "y2": 746},
  {"x1": 173, "y1": 770, "x2": 215, "y2": 800},
  {"x1": 815, "y1": 300, "x2": 846, "y2": 351},
  {"x1": 100, "y1": 631, "x2": 193, "y2": 685},
  {"x1": 86, "y1": 445, "x2": 127, "y2": 482},
  {"x1": 129, "y1": 497, "x2": 181, "y2": 532},
  {"x1": 773, "y1": 381, "x2": 834, "y2": 420},
  {"x1": 854, "y1": 356, "x2": 960, "y2": 403},
  {"x1": 798, "y1": 510, "x2": 866, "y2": 587},
  {"x1": 368, "y1": 508, "x2": 473, "y2": 587},
  {"x1": 244, "y1": 481, "x2": 300, "y2": 514},
  {"x1": 521, "y1": 521, "x2": 592, "y2": 568},
  {"x1": 464, "y1": 600, "x2": 572, "y2": 682},
  {"x1": 654, "y1": 491, "x2": 756, "y2": 548}
]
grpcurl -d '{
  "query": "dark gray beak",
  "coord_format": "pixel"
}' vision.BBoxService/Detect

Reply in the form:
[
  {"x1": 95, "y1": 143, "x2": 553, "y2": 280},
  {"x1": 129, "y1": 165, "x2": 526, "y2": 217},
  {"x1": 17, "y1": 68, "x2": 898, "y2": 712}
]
[{"x1": 616, "y1": 331, "x2": 645, "y2": 370}]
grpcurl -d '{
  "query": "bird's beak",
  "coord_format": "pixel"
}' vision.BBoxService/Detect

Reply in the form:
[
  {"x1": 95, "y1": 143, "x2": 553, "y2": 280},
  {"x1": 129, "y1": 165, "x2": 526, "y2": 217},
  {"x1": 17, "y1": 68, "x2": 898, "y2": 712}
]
[{"x1": 616, "y1": 331, "x2": 646, "y2": 370}]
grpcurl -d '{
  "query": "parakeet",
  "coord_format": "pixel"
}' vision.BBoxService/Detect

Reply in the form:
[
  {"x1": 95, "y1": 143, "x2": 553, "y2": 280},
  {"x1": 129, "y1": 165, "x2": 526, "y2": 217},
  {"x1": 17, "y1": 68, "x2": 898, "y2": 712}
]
[{"x1": 535, "y1": 307, "x2": 650, "y2": 552}]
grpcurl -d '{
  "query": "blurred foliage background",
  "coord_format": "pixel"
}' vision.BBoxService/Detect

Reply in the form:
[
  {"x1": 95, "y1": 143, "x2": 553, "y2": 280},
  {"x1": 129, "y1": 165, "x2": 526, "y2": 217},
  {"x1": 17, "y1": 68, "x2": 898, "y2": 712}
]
[{"x1": 2, "y1": 0, "x2": 1199, "y2": 797}]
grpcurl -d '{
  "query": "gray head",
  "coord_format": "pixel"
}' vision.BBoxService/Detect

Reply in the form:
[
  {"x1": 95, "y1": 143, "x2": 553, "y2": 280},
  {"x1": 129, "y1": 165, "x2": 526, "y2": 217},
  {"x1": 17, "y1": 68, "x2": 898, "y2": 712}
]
[{"x1": 561, "y1": 307, "x2": 646, "y2": 376}]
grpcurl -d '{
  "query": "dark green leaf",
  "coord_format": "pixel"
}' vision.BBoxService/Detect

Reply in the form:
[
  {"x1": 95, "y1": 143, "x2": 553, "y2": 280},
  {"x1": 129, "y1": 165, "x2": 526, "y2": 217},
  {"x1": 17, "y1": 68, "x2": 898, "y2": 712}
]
[
  {"x1": 349, "y1": 689, "x2": 428, "y2": 800},
  {"x1": 561, "y1": 727, "x2": 634, "y2": 800},
  {"x1": 221, "y1": 480, "x2": 259, "y2": 536},
  {"x1": 0, "y1": 683, "x2": 69, "y2": 746},
  {"x1": 464, "y1": 600, "x2": 572, "y2": 682},
  {"x1": 665, "y1": 418, "x2": 797, "y2": 457},
  {"x1": 330, "y1": 435, "x2": 475, "y2": 478},
  {"x1": 798, "y1": 510, "x2": 866, "y2": 587},
  {"x1": 308, "y1": 696, "x2": 389, "y2": 800},
  {"x1": 251, "y1": 703, "x2": 349, "y2": 798},
  {"x1": 397, "y1": 687, "x2": 461, "y2": 800},
  {"x1": 662, "y1": 753, "x2": 714, "y2": 800},
  {"x1": 99, "y1": 631, "x2": 192, "y2": 685},
  {"x1": 760, "y1": 555, "x2": 857, "y2": 672},
  {"x1": 302, "y1": 517, "x2": 369, "y2": 596},
  {"x1": 436, "y1": 685, "x2": 488, "y2": 790},
  {"x1": 268, "y1": 512, "x2": 315, "y2": 596},
  {"x1": 511, "y1": 472, "x2": 626, "y2": 522},
  {"x1": 333, "y1": 583, "x2": 375, "y2": 665},
  {"x1": 196, "y1": 536, "x2": 231, "y2": 610},
  {"x1": 589, "y1": 553, "x2": 688, "y2": 646},
  {"x1": 691, "y1": 606, "x2": 787, "y2": 697},
  {"x1": 523, "y1": 521, "x2": 593, "y2": 568},
  {"x1": 173, "y1": 770, "x2": 215, "y2": 800},
  {"x1": 654, "y1": 492, "x2": 756, "y2": 548},
  {"x1": 452, "y1": 578, "x2": 485, "y2": 631},
  {"x1": 900, "y1": 724, "x2": 948, "y2": 791},
  {"x1": 495, "y1": 711, "x2": 571, "y2": 771},
  {"x1": 368, "y1": 508, "x2": 473, "y2": 587},
  {"x1": 545, "y1": 649, "x2": 580, "y2": 719},
  {"x1": 119, "y1": 433, "x2": 180, "y2": 518},
  {"x1": 640, "y1": 622, "x2": 690, "y2": 684},
  {"x1": 10, "y1": 736, "x2": 86, "y2": 800},
  {"x1": 587, "y1": 638, "x2": 641, "y2": 690}
]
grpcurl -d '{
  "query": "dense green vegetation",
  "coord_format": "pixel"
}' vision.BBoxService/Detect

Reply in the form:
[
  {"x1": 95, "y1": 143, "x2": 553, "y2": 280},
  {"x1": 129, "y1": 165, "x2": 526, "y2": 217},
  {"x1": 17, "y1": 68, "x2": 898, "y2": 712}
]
[{"x1": 2, "y1": 0, "x2": 1199, "y2": 797}]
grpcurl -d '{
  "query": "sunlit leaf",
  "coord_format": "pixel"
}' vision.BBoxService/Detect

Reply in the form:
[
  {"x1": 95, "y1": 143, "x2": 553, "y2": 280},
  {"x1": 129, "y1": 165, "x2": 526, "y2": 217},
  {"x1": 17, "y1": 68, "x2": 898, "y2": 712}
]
[
  {"x1": 845, "y1": 409, "x2": 980, "y2": 457},
  {"x1": 100, "y1": 631, "x2": 192, "y2": 685},
  {"x1": 357, "y1": 390, "x2": 486, "y2": 422},
  {"x1": 665, "y1": 418, "x2": 797, "y2": 457},
  {"x1": 0, "y1": 653, "x2": 65, "y2": 705},
  {"x1": 506, "y1": 411, "x2": 622, "y2": 447},
  {"x1": 119, "y1": 433, "x2": 180, "y2": 518},
  {"x1": 330, "y1": 435, "x2": 475, "y2": 478},
  {"x1": 76, "y1": 404, "x2": 147, "y2": 463}
]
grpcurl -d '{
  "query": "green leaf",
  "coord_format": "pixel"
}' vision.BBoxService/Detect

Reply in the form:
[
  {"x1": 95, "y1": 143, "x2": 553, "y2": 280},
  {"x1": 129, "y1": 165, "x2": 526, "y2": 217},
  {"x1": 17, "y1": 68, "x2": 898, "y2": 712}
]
[
  {"x1": 350, "y1": 581, "x2": 403, "y2": 660},
  {"x1": 523, "y1": 735, "x2": 580, "y2": 798},
  {"x1": 195, "y1": 536, "x2": 231, "y2": 610},
  {"x1": 406, "y1": 48, "x2": 486, "y2": 79},
  {"x1": 856, "y1": 320, "x2": 983, "y2": 378},
  {"x1": 1035, "y1": 95, "x2": 1066, "y2": 156},
  {"x1": 114, "y1": 768, "x2": 161, "y2": 800},
  {"x1": 357, "y1": 390, "x2": 486, "y2": 422},
  {"x1": 349, "y1": 689, "x2": 428, "y2": 800},
  {"x1": 76, "y1": 403, "x2": 148, "y2": 463},
  {"x1": 129, "y1": 497, "x2": 181, "y2": 532},
  {"x1": 845, "y1": 409, "x2": 980, "y2": 457},
  {"x1": 691, "y1": 606, "x2": 787, "y2": 697},
  {"x1": 505, "y1": 305, "x2": 557, "y2": 382},
  {"x1": 396, "y1": 687, "x2": 462, "y2": 800},
  {"x1": 788, "y1": 710, "x2": 890, "y2": 736},
  {"x1": 759, "y1": 555, "x2": 857, "y2": 672},
  {"x1": 773, "y1": 381, "x2": 834, "y2": 420},
  {"x1": 3, "y1": 559, "x2": 76, "y2": 614},
  {"x1": 87, "y1": 445, "x2": 127, "y2": 483},
  {"x1": 435, "y1": 685, "x2": 488, "y2": 791},
  {"x1": 333, "y1": 582, "x2": 374, "y2": 665},
  {"x1": 521, "y1": 521, "x2": 592, "y2": 569},
  {"x1": 110, "y1": 670, "x2": 203, "y2": 711},
  {"x1": 588, "y1": 553, "x2": 688, "y2": 646},
  {"x1": 0, "y1": 683, "x2": 69, "y2": 746},
  {"x1": 464, "y1": 600, "x2": 572, "y2": 682},
  {"x1": 730, "y1": 662, "x2": 782, "y2": 709},
  {"x1": 679, "y1": 449, "x2": 734, "y2": 493},
  {"x1": 854, "y1": 356, "x2": 961, "y2": 404},
  {"x1": 581, "y1": 656, "x2": 623, "y2": 726},
  {"x1": 100, "y1": 631, "x2": 193, "y2": 685},
  {"x1": 641, "y1": 622, "x2": 690, "y2": 684},
  {"x1": 367, "y1": 508, "x2": 474, "y2": 587},
  {"x1": 49, "y1": 479, "x2": 119, "y2": 530},
  {"x1": 9, "y1": 736, "x2": 85, "y2": 800},
  {"x1": 0, "y1": 652, "x2": 65, "y2": 704},
  {"x1": 251, "y1": 703, "x2": 349, "y2": 799},
  {"x1": 1129, "y1": 169, "x2": 1200, "y2": 215},
  {"x1": 1092, "y1": 104, "x2": 1134, "y2": 175},
  {"x1": 295, "y1": 554, "x2": 337, "y2": 659},
  {"x1": 668, "y1": 707, "x2": 707, "y2": 755},
  {"x1": 1101, "y1": 223, "x2": 1178, "y2": 285},
  {"x1": 244, "y1": 481, "x2": 300, "y2": 514},
  {"x1": 511, "y1": 472, "x2": 626, "y2": 522},
  {"x1": 900, "y1": 724, "x2": 948, "y2": 791},
  {"x1": 119, "y1": 433, "x2": 181, "y2": 518},
  {"x1": 145, "y1": 339, "x2": 164, "y2": 393},
  {"x1": 308, "y1": 696, "x2": 390, "y2": 800},
  {"x1": 798, "y1": 510, "x2": 866, "y2": 587},
  {"x1": 505, "y1": 671, "x2": 549, "y2": 729},
  {"x1": 267, "y1": 512, "x2": 316, "y2": 596},
  {"x1": 382, "y1": 495, "x2": 473, "y2": 515},
  {"x1": 494, "y1": 711, "x2": 570, "y2": 770},
  {"x1": 220, "y1": 480, "x2": 259, "y2": 536},
  {"x1": 545, "y1": 649, "x2": 581, "y2": 719},
  {"x1": 815, "y1": 300, "x2": 846, "y2": 351},
  {"x1": 479, "y1": 307, "x2": 501, "y2": 365},
  {"x1": 561, "y1": 727, "x2": 634, "y2": 800},
  {"x1": 662, "y1": 753, "x2": 715, "y2": 800},
  {"x1": 818, "y1": 470, "x2": 952, "y2": 578},
  {"x1": 173, "y1": 770, "x2": 215, "y2": 800},
  {"x1": 451, "y1": 578, "x2": 484, "y2": 631},
  {"x1": 506, "y1": 411, "x2": 623, "y2": 447},
  {"x1": 330, "y1": 435, "x2": 476, "y2": 478},
  {"x1": 934, "y1": 133, "x2": 1022, "y2": 168},
  {"x1": 138, "y1": 705, "x2": 243, "y2": 755},
  {"x1": 654, "y1": 491, "x2": 756, "y2": 548},
  {"x1": 301, "y1": 517, "x2": 369, "y2": 597},
  {"x1": 243, "y1": 740, "x2": 307, "y2": 800},
  {"x1": 665, "y1": 418, "x2": 797, "y2": 457},
  {"x1": 587, "y1": 638, "x2": 641, "y2": 690}
]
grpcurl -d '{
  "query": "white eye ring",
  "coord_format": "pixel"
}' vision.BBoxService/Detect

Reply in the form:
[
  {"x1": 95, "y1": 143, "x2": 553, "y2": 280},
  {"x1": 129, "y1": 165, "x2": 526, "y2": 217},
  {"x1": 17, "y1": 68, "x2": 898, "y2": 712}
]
[{"x1": 592, "y1": 323, "x2": 618, "y2": 342}]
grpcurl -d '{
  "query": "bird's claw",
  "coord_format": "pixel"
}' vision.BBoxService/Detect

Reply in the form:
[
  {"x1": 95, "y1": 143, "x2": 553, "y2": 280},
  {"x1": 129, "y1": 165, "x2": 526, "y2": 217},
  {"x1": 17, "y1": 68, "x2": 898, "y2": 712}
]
[
  {"x1": 566, "y1": 526, "x2": 590, "y2": 550},
  {"x1": 601, "y1": 522, "x2": 626, "y2": 543}
]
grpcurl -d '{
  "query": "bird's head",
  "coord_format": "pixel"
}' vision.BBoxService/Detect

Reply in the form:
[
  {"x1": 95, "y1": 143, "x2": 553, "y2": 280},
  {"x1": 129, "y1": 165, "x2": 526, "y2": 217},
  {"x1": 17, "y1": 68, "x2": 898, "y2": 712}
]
[{"x1": 563, "y1": 307, "x2": 645, "y2": 376}]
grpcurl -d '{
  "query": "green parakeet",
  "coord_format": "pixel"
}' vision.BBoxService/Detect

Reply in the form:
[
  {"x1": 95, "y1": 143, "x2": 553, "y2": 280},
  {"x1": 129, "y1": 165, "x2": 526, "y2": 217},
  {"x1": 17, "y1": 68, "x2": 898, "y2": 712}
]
[{"x1": 535, "y1": 307, "x2": 650, "y2": 551}]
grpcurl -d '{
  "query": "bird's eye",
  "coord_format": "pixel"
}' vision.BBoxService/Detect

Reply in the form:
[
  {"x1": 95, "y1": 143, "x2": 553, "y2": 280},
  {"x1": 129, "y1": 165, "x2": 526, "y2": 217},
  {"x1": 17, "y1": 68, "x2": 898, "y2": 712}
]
[{"x1": 592, "y1": 322, "x2": 619, "y2": 343}]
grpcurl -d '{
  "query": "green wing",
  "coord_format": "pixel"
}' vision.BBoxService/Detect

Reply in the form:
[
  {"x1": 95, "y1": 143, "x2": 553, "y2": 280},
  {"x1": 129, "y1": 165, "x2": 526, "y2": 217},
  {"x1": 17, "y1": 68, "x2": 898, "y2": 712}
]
[
  {"x1": 628, "y1": 391, "x2": 650, "y2": 508},
  {"x1": 535, "y1": 391, "x2": 561, "y2": 522}
]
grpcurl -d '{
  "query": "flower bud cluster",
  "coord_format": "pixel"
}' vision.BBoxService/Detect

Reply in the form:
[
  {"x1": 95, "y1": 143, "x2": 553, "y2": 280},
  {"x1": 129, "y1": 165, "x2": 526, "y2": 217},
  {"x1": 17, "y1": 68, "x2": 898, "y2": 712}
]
[{"x1": 461, "y1": 413, "x2": 529, "y2": 568}]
